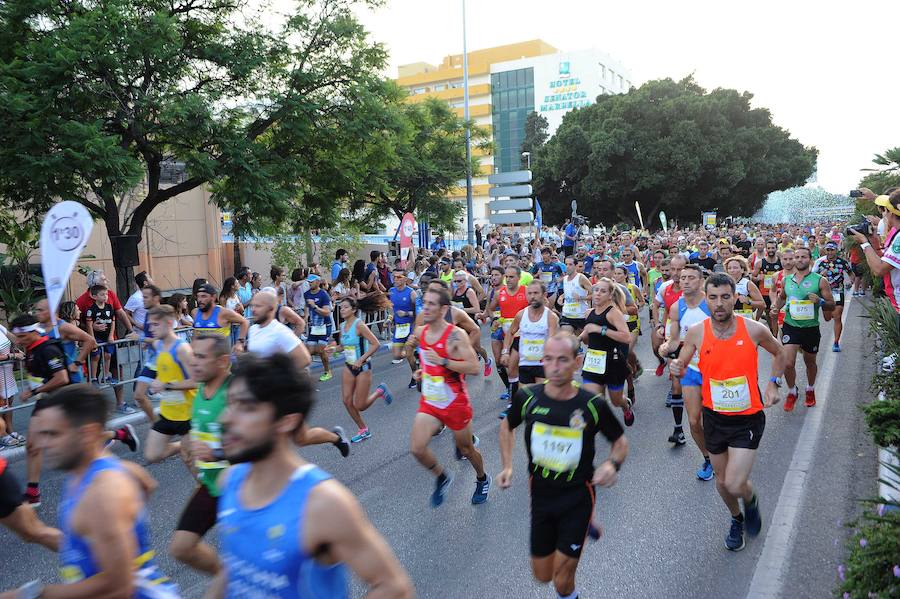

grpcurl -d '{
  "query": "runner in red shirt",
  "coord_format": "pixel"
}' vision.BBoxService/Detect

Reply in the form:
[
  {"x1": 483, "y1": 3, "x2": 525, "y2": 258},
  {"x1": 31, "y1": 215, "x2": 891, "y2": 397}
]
[{"x1": 408, "y1": 286, "x2": 490, "y2": 508}]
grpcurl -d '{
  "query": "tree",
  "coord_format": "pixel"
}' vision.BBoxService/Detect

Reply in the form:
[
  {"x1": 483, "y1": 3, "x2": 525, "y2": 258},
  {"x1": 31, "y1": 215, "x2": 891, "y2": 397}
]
[
  {"x1": 858, "y1": 147, "x2": 900, "y2": 194},
  {"x1": 0, "y1": 0, "x2": 389, "y2": 300},
  {"x1": 533, "y1": 77, "x2": 817, "y2": 227},
  {"x1": 520, "y1": 111, "x2": 549, "y2": 168},
  {"x1": 349, "y1": 96, "x2": 490, "y2": 233}
]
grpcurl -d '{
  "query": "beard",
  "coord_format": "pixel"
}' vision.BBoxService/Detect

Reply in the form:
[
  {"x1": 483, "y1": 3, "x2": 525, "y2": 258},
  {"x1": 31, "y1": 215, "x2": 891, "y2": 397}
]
[
  {"x1": 225, "y1": 436, "x2": 275, "y2": 464},
  {"x1": 253, "y1": 311, "x2": 272, "y2": 325}
]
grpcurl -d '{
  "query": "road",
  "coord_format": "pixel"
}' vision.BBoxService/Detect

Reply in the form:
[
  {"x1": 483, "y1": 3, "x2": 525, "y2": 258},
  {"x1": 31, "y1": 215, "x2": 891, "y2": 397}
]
[{"x1": 0, "y1": 298, "x2": 879, "y2": 598}]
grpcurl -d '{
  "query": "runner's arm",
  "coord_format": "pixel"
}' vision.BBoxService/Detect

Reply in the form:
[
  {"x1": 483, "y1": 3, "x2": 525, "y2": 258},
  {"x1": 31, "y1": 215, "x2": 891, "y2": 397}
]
[
  {"x1": 304, "y1": 482, "x2": 414, "y2": 599},
  {"x1": 222, "y1": 308, "x2": 249, "y2": 345},
  {"x1": 502, "y1": 313, "x2": 522, "y2": 355},
  {"x1": 604, "y1": 309, "x2": 634, "y2": 344},
  {"x1": 289, "y1": 343, "x2": 312, "y2": 371},
  {"x1": 357, "y1": 321, "x2": 381, "y2": 363},
  {"x1": 114, "y1": 308, "x2": 135, "y2": 334},
  {"x1": 746, "y1": 281, "x2": 766, "y2": 310},
  {"x1": 59, "y1": 322, "x2": 97, "y2": 366},
  {"x1": 670, "y1": 322, "x2": 700, "y2": 377},
  {"x1": 547, "y1": 311, "x2": 559, "y2": 336},
  {"x1": 812, "y1": 277, "x2": 835, "y2": 310}
]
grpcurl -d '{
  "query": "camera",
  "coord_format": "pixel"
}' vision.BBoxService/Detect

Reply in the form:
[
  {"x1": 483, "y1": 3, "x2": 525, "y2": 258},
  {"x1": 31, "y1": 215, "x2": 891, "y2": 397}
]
[
  {"x1": 845, "y1": 220, "x2": 872, "y2": 237},
  {"x1": 849, "y1": 189, "x2": 864, "y2": 198}
]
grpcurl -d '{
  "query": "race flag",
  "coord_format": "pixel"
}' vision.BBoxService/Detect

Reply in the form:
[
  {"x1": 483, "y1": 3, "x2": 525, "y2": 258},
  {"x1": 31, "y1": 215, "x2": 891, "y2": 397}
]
[
  {"x1": 40, "y1": 201, "x2": 93, "y2": 325},
  {"x1": 535, "y1": 198, "x2": 543, "y2": 230}
]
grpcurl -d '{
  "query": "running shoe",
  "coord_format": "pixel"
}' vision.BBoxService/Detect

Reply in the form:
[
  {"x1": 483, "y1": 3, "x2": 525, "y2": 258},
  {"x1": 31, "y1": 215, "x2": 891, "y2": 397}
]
[
  {"x1": 471, "y1": 475, "x2": 490, "y2": 505},
  {"x1": 832, "y1": 343, "x2": 841, "y2": 353},
  {"x1": 351, "y1": 428, "x2": 371, "y2": 443},
  {"x1": 634, "y1": 366, "x2": 644, "y2": 379},
  {"x1": 587, "y1": 521, "x2": 602, "y2": 541},
  {"x1": 622, "y1": 400, "x2": 635, "y2": 427},
  {"x1": 655, "y1": 362, "x2": 666, "y2": 377},
  {"x1": 318, "y1": 372, "x2": 333, "y2": 382},
  {"x1": 431, "y1": 471, "x2": 454, "y2": 507},
  {"x1": 805, "y1": 388, "x2": 816, "y2": 408},
  {"x1": 391, "y1": 358, "x2": 404, "y2": 365},
  {"x1": 108, "y1": 375, "x2": 120, "y2": 385},
  {"x1": 783, "y1": 388, "x2": 798, "y2": 412},
  {"x1": 408, "y1": 377, "x2": 417, "y2": 389},
  {"x1": 455, "y1": 435, "x2": 479, "y2": 461},
  {"x1": 697, "y1": 459, "x2": 714, "y2": 481},
  {"x1": 744, "y1": 494, "x2": 762, "y2": 537},
  {"x1": 499, "y1": 391, "x2": 510, "y2": 401},
  {"x1": 22, "y1": 489, "x2": 40, "y2": 508},
  {"x1": 498, "y1": 407, "x2": 508, "y2": 420},
  {"x1": 484, "y1": 358, "x2": 493, "y2": 378},
  {"x1": 331, "y1": 426, "x2": 351, "y2": 457},
  {"x1": 376, "y1": 383, "x2": 393, "y2": 406},
  {"x1": 118, "y1": 424, "x2": 140, "y2": 453},
  {"x1": 725, "y1": 517, "x2": 745, "y2": 551},
  {"x1": 115, "y1": 403, "x2": 136, "y2": 415},
  {"x1": 668, "y1": 428, "x2": 686, "y2": 445}
]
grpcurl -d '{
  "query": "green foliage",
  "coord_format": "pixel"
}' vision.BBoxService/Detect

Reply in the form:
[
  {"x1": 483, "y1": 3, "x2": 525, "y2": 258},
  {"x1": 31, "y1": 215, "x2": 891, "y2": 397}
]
[
  {"x1": 521, "y1": 111, "x2": 549, "y2": 167},
  {"x1": 0, "y1": 209, "x2": 41, "y2": 314},
  {"x1": 859, "y1": 147, "x2": 900, "y2": 194},
  {"x1": 533, "y1": 77, "x2": 817, "y2": 227},
  {"x1": 866, "y1": 298, "x2": 900, "y2": 447},
  {"x1": 269, "y1": 224, "x2": 366, "y2": 271}
]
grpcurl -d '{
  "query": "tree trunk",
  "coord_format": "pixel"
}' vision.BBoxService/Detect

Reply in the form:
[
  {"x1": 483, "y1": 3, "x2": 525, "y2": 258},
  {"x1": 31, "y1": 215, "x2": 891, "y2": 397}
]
[
  {"x1": 232, "y1": 230, "x2": 242, "y2": 277},
  {"x1": 303, "y1": 226, "x2": 313, "y2": 266}
]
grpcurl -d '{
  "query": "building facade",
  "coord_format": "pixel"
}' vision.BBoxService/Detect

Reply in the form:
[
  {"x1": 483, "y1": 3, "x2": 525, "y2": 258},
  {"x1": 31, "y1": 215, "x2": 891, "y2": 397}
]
[{"x1": 395, "y1": 40, "x2": 633, "y2": 226}]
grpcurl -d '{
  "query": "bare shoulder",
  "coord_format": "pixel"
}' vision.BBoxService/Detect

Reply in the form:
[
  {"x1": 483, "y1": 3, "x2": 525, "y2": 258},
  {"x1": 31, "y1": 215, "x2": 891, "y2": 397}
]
[{"x1": 304, "y1": 479, "x2": 363, "y2": 543}]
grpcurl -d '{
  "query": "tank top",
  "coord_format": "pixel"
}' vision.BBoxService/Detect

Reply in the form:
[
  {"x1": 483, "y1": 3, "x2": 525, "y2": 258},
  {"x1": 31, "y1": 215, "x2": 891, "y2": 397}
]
[
  {"x1": 418, "y1": 324, "x2": 469, "y2": 410},
  {"x1": 193, "y1": 306, "x2": 231, "y2": 338},
  {"x1": 582, "y1": 306, "x2": 626, "y2": 376},
  {"x1": 624, "y1": 283, "x2": 641, "y2": 324},
  {"x1": 734, "y1": 278, "x2": 753, "y2": 316},
  {"x1": 389, "y1": 286, "x2": 415, "y2": 331},
  {"x1": 677, "y1": 297, "x2": 711, "y2": 371},
  {"x1": 340, "y1": 317, "x2": 367, "y2": 364},
  {"x1": 193, "y1": 378, "x2": 231, "y2": 496},
  {"x1": 47, "y1": 320, "x2": 81, "y2": 383},
  {"x1": 452, "y1": 287, "x2": 473, "y2": 311},
  {"x1": 622, "y1": 261, "x2": 642, "y2": 288},
  {"x1": 759, "y1": 258, "x2": 783, "y2": 296},
  {"x1": 59, "y1": 457, "x2": 178, "y2": 598},
  {"x1": 699, "y1": 318, "x2": 763, "y2": 415},
  {"x1": 783, "y1": 271, "x2": 824, "y2": 328},
  {"x1": 154, "y1": 338, "x2": 196, "y2": 422},
  {"x1": 218, "y1": 463, "x2": 348, "y2": 599},
  {"x1": 562, "y1": 274, "x2": 590, "y2": 319},
  {"x1": 498, "y1": 285, "x2": 528, "y2": 333},
  {"x1": 518, "y1": 307, "x2": 550, "y2": 366}
]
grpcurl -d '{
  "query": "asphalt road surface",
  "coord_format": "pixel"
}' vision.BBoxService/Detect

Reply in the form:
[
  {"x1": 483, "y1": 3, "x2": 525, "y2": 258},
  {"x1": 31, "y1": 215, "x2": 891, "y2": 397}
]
[{"x1": 0, "y1": 298, "x2": 879, "y2": 598}]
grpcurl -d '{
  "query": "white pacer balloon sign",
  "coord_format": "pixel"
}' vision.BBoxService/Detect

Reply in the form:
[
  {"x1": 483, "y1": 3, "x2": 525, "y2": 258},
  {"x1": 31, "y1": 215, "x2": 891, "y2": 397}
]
[{"x1": 40, "y1": 201, "x2": 93, "y2": 325}]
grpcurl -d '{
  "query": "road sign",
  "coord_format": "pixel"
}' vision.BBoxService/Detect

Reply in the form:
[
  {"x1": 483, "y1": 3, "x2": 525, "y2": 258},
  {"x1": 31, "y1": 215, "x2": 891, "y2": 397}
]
[
  {"x1": 489, "y1": 198, "x2": 533, "y2": 211},
  {"x1": 489, "y1": 211, "x2": 534, "y2": 225},
  {"x1": 488, "y1": 170, "x2": 532, "y2": 185},
  {"x1": 489, "y1": 184, "x2": 532, "y2": 198}
]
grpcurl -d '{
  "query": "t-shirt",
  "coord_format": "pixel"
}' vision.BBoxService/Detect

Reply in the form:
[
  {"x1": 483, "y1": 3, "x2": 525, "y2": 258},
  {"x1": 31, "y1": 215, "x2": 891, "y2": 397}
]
[
  {"x1": 25, "y1": 337, "x2": 68, "y2": 384},
  {"x1": 814, "y1": 257, "x2": 852, "y2": 290},
  {"x1": 124, "y1": 289, "x2": 147, "y2": 328},
  {"x1": 880, "y1": 229, "x2": 900, "y2": 312},
  {"x1": 304, "y1": 288, "x2": 332, "y2": 329},
  {"x1": 563, "y1": 224, "x2": 577, "y2": 247},
  {"x1": 506, "y1": 384, "x2": 623, "y2": 489},
  {"x1": 192, "y1": 378, "x2": 231, "y2": 496},
  {"x1": 85, "y1": 301, "x2": 115, "y2": 342},
  {"x1": 247, "y1": 320, "x2": 301, "y2": 357},
  {"x1": 75, "y1": 288, "x2": 122, "y2": 315},
  {"x1": 689, "y1": 252, "x2": 716, "y2": 272}
]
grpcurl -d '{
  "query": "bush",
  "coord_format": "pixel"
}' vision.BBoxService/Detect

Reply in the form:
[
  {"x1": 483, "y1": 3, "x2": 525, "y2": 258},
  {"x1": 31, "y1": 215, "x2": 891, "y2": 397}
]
[{"x1": 863, "y1": 396, "x2": 900, "y2": 448}]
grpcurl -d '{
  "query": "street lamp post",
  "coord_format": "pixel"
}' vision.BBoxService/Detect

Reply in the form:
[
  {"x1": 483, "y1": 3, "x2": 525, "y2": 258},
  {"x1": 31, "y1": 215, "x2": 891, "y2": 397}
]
[
  {"x1": 522, "y1": 151, "x2": 531, "y2": 170},
  {"x1": 462, "y1": 0, "x2": 474, "y2": 246}
]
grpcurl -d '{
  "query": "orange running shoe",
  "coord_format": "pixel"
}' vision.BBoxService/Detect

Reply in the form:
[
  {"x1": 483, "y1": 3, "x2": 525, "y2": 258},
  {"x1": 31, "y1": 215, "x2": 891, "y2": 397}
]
[
  {"x1": 784, "y1": 389, "x2": 798, "y2": 412},
  {"x1": 805, "y1": 388, "x2": 816, "y2": 407}
]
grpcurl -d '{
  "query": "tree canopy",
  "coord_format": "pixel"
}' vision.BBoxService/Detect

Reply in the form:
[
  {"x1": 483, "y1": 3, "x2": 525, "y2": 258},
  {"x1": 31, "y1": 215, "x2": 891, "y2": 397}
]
[
  {"x1": 532, "y1": 77, "x2": 817, "y2": 227},
  {"x1": 858, "y1": 147, "x2": 900, "y2": 194}
]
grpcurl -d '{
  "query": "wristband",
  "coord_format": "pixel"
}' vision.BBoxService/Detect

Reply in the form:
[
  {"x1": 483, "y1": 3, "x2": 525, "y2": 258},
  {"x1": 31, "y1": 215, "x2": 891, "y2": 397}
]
[
  {"x1": 238, "y1": 338, "x2": 247, "y2": 343},
  {"x1": 861, "y1": 242, "x2": 871, "y2": 250},
  {"x1": 211, "y1": 448, "x2": 227, "y2": 462},
  {"x1": 818, "y1": 298, "x2": 825, "y2": 307},
  {"x1": 769, "y1": 376, "x2": 782, "y2": 388},
  {"x1": 600, "y1": 325, "x2": 608, "y2": 337}
]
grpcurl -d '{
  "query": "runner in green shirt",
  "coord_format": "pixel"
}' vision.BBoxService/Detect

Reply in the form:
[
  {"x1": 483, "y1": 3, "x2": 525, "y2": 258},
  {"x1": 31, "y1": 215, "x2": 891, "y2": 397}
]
[{"x1": 170, "y1": 333, "x2": 232, "y2": 575}]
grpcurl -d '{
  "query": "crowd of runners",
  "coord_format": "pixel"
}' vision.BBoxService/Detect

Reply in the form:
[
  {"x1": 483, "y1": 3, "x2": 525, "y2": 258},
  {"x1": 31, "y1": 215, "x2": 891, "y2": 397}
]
[{"x1": 0, "y1": 215, "x2": 870, "y2": 598}]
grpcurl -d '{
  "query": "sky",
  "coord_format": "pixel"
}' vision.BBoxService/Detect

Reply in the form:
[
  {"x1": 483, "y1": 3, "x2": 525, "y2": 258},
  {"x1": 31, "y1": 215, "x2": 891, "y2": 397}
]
[{"x1": 341, "y1": 0, "x2": 900, "y2": 193}]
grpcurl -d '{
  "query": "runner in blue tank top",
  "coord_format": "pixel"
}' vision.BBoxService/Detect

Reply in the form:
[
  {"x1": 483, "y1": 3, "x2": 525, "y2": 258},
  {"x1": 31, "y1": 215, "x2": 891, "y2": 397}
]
[
  {"x1": 208, "y1": 353, "x2": 413, "y2": 599},
  {"x1": 10, "y1": 385, "x2": 178, "y2": 599},
  {"x1": 389, "y1": 268, "x2": 418, "y2": 387}
]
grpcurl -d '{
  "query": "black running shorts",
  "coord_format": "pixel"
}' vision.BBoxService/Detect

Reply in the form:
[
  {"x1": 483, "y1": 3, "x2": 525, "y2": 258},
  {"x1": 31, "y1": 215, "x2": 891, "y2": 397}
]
[
  {"x1": 702, "y1": 408, "x2": 765, "y2": 455},
  {"x1": 0, "y1": 467, "x2": 22, "y2": 519},
  {"x1": 518, "y1": 365, "x2": 545, "y2": 384},
  {"x1": 781, "y1": 322, "x2": 821, "y2": 354},
  {"x1": 151, "y1": 415, "x2": 191, "y2": 437},
  {"x1": 175, "y1": 485, "x2": 219, "y2": 536},
  {"x1": 530, "y1": 482, "x2": 595, "y2": 559}
]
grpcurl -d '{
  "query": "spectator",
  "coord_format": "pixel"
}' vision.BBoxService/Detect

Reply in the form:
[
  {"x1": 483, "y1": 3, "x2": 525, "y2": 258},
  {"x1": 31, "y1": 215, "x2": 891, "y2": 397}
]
[
  {"x1": 851, "y1": 191, "x2": 900, "y2": 333},
  {"x1": 562, "y1": 219, "x2": 577, "y2": 256},
  {"x1": 475, "y1": 223, "x2": 483, "y2": 248},
  {"x1": 270, "y1": 266, "x2": 288, "y2": 306},
  {"x1": 235, "y1": 267, "x2": 253, "y2": 316},
  {"x1": 220, "y1": 277, "x2": 245, "y2": 314},
  {"x1": 289, "y1": 267, "x2": 311, "y2": 312},
  {"x1": 168, "y1": 293, "x2": 193, "y2": 327},
  {"x1": 74, "y1": 270, "x2": 134, "y2": 336},
  {"x1": 430, "y1": 235, "x2": 446, "y2": 251},
  {"x1": 331, "y1": 249, "x2": 349, "y2": 282},
  {"x1": 123, "y1": 270, "x2": 153, "y2": 330},
  {"x1": 85, "y1": 285, "x2": 116, "y2": 384}
]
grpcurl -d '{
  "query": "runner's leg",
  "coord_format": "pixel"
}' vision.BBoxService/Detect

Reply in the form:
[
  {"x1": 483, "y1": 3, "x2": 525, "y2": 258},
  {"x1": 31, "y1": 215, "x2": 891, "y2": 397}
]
[
  {"x1": 341, "y1": 368, "x2": 366, "y2": 430},
  {"x1": 410, "y1": 413, "x2": 445, "y2": 476},
  {"x1": 452, "y1": 425, "x2": 485, "y2": 478},
  {"x1": 802, "y1": 349, "x2": 818, "y2": 387},
  {"x1": 144, "y1": 430, "x2": 179, "y2": 463}
]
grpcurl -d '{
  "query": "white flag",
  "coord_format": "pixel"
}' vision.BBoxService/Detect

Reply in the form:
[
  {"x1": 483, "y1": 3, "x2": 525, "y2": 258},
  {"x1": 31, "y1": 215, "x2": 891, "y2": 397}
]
[{"x1": 40, "y1": 201, "x2": 93, "y2": 325}]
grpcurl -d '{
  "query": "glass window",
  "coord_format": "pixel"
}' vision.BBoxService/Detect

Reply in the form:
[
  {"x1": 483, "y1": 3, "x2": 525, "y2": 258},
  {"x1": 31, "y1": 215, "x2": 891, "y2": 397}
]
[
  {"x1": 518, "y1": 88, "x2": 526, "y2": 108},
  {"x1": 500, "y1": 91, "x2": 507, "y2": 111},
  {"x1": 450, "y1": 80, "x2": 463, "y2": 89},
  {"x1": 526, "y1": 68, "x2": 534, "y2": 85},
  {"x1": 516, "y1": 69, "x2": 526, "y2": 87},
  {"x1": 413, "y1": 87, "x2": 426, "y2": 95},
  {"x1": 433, "y1": 84, "x2": 446, "y2": 92}
]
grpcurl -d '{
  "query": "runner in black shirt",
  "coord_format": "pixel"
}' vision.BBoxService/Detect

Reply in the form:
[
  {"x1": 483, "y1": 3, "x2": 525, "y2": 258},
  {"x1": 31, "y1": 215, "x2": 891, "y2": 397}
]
[{"x1": 498, "y1": 332, "x2": 629, "y2": 599}]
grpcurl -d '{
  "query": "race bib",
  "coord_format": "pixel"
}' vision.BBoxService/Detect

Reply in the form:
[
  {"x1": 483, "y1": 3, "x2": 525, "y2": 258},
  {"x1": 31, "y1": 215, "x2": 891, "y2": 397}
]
[
  {"x1": 764, "y1": 275, "x2": 774, "y2": 289},
  {"x1": 159, "y1": 390, "x2": 185, "y2": 408},
  {"x1": 540, "y1": 272, "x2": 553, "y2": 284},
  {"x1": 562, "y1": 301, "x2": 581, "y2": 317},
  {"x1": 500, "y1": 317, "x2": 513, "y2": 332},
  {"x1": 194, "y1": 428, "x2": 229, "y2": 470},
  {"x1": 626, "y1": 314, "x2": 638, "y2": 323},
  {"x1": 530, "y1": 422, "x2": 583, "y2": 473},
  {"x1": 583, "y1": 349, "x2": 607, "y2": 374},
  {"x1": 422, "y1": 374, "x2": 451, "y2": 406},
  {"x1": 344, "y1": 346, "x2": 359, "y2": 364},
  {"x1": 395, "y1": 323, "x2": 411, "y2": 338},
  {"x1": 832, "y1": 291, "x2": 841, "y2": 303},
  {"x1": 521, "y1": 338, "x2": 545, "y2": 362},
  {"x1": 310, "y1": 324, "x2": 327, "y2": 336},
  {"x1": 789, "y1": 300, "x2": 815, "y2": 321},
  {"x1": 710, "y1": 376, "x2": 752, "y2": 412},
  {"x1": 60, "y1": 565, "x2": 85, "y2": 583}
]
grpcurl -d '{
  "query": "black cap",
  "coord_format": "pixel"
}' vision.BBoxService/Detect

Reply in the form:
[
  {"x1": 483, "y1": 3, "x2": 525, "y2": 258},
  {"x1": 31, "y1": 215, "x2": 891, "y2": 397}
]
[{"x1": 197, "y1": 283, "x2": 219, "y2": 295}]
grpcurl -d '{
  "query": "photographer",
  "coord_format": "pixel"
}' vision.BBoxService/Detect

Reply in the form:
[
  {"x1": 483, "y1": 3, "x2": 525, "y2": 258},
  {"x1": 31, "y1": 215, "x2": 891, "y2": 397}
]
[{"x1": 850, "y1": 191, "x2": 900, "y2": 330}]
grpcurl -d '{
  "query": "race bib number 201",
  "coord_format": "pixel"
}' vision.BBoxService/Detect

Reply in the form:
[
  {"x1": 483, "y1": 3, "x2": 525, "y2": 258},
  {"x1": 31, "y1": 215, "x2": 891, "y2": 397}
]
[{"x1": 709, "y1": 376, "x2": 752, "y2": 412}]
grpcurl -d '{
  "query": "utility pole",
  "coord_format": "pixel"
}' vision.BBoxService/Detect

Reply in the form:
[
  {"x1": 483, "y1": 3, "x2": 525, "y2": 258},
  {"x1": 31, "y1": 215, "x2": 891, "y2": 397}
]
[{"x1": 462, "y1": 0, "x2": 474, "y2": 245}]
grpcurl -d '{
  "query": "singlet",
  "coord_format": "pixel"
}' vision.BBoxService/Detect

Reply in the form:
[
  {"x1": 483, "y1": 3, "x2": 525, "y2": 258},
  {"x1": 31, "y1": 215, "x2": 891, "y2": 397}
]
[
  {"x1": 621, "y1": 261, "x2": 642, "y2": 288},
  {"x1": 452, "y1": 287, "x2": 473, "y2": 311},
  {"x1": 699, "y1": 318, "x2": 763, "y2": 416},
  {"x1": 533, "y1": 262, "x2": 563, "y2": 293},
  {"x1": 624, "y1": 283, "x2": 641, "y2": 325},
  {"x1": 390, "y1": 286, "x2": 415, "y2": 340},
  {"x1": 561, "y1": 274, "x2": 590, "y2": 319},
  {"x1": 154, "y1": 339, "x2": 196, "y2": 422},
  {"x1": 218, "y1": 463, "x2": 348, "y2": 599},
  {"x1": 498, "y1": 285, "x2": 528, "y2": 333},
  {"x1": 59, "y1": 457, "x2": 178, "y2": 598},
  {"x1": 47, "y1": 320, "x2": 82, "y2": 383},
  {"x1": 418, "y1": 324, "x2": 469, "y2": 410},
  {"x1": 518, "y1": 307, "x2": 550, "y2": 366},
  {"x1": 340, "y1": 317, "x2": 367, "y2": 365},
  {"x1": 648, "y1": 268, "x2": 663, "y2": 292},
  {"x1": 734, "y1": 278, "x2": 754, "y2": 316},
  {"x1": 193, "y1": 378, "x2": 231, "y2": 496},
  {"x1": 783, "y1": 272, "x2": 824, "y2": 328},
  {"x1": 192, "y1": 306, "x2": 231, "y2": 338},
  {"x1": 759, "y1": 258, "x2": 783, "y2": 296},
  {"x1": 582, "y1": 306, "x2": 627, "y2": 376},
  {"x1": 676, "y1": 297, "x2": 711, "y2": 371}
]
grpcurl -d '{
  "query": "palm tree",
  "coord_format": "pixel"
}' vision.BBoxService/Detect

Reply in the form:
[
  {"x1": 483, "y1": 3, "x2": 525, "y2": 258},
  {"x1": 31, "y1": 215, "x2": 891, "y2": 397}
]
[{"x1": 860, "y1": 146, "x2": 900, "y2": 194}]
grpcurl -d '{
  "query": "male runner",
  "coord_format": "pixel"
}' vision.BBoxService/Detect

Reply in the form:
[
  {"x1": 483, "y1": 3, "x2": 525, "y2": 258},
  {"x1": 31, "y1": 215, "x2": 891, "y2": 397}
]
[
  {"x1": 619, "y1": 247, "x2": 649, "y2": 300},
  {"x1": 415, "y1": 279, "x2": 489, "y2": 369},
  {"x1": 389, "y1": 268, "x2": 417, "y2": 381},
  {"x1": 502, "y1": 280, "x2": 559, "y2": 386},
  {"x1": 498, "y1": 333, "x2": 628, "y2": 599},
  {"x1": 532, "y1": 247, "x2": 565, "y2": 306},
  {"x1": 648, "y1": 258, "x2": 672, "y2": 376},
  {"x1": 13, "y1": 385, "x2": 179, "y2": 598},
  {"x1": 482, "y1": 266, "x2": 530, "y2": 401},
  {"x1": 752, "y1": 239, "x2": 783, "y2": 334},
  {"x1": 207, "y1": 353, "x2": 414, "y2": 598},
  {"x1": 773, "y1": 246, "x2": 834, "y2": 411},
  {"x1": 814, "y1": 241, "x2": 852, "y2": 352},
  {"x1": 558, "y1": 256, "x2": 592, "y2": 334},
  {"x1": 192, "y1": 283, "x2": 249, "y2": 350},
  {"x1": 407, "y1": 287, "x2": 490, "y2": 506},
  {"x1": 132, "y1": 285, "x2": 163, "y2": 423},
  {"x1": 672, "y1": 273, "x2": 786, "y2": 550},
  {"x1": 304, "y1": 274, "x2": 335, "y2": 382},
  {"x1": 659, "y1": 265, "x2": 714, "y2": 478},
  {"x1": 34, "y1": 298, "x2": 95, "y2": 384}
]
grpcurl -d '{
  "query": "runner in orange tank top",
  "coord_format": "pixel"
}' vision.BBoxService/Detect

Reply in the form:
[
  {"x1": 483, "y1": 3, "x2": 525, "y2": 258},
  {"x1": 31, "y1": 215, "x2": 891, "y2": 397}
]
[
  {"x1": 671, "y1": 273, "x2": 787, "y2": 552},
  {"x1": 407, "y1": 286, "x2": 491, "y2": 508}
]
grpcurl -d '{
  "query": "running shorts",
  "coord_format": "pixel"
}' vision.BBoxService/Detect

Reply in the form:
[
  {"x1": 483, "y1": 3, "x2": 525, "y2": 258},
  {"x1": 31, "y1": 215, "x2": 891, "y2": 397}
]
[
  {"x1": 518, "y1": 365, "x2": 545, "y2": 384},
  {"x1": 530, "y1": 482, "x2": 595, "y2": 559},
  {"x1": 702, "y1": 408, "x2": 765, "y2": 454},
  {"x1": 151, "y1": 415, "x2": 191, "y2": 437},
  {"x1": 346, "y1": 362, "x2": 372, "y2": 377},
  {"x1": 491, "y1": 327, "x2": 505, "y2": 342},
  {"x1": 781, "y1": 323, "x2": 820, "y2": 354},
  {"x1": 680, "y1": 367, "x2": 703, "y2": 388},
  {"x1": 306, "y1": 325, "x2": 334, "y2": 345},
  {"x1": 559, "y1": 317, "x2": 587, "y2": 332},
  {"x1": 175, "y1": 484, "x2": 219, "y2": 536},
  {"x1": 0, "y1": 466, "x2": 21, "y2": 519},
  {"x1": 417, "y1": 398, "x2": 473, "y2": 431}
]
